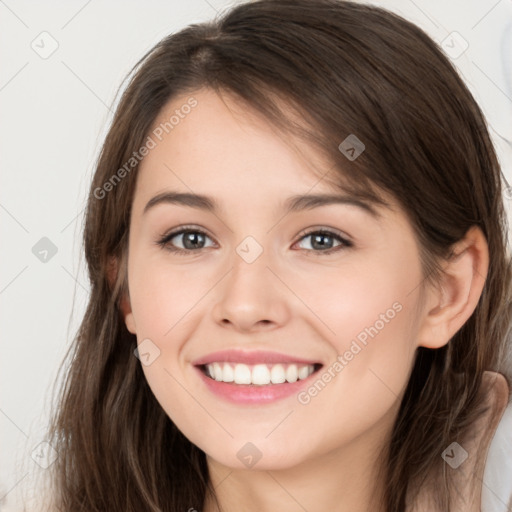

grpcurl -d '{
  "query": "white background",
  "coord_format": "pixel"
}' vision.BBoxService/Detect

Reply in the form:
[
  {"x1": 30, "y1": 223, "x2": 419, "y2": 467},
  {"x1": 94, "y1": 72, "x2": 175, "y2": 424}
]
[{"x1": 1, "y1": 0, "x2": 511, "y2": 509}]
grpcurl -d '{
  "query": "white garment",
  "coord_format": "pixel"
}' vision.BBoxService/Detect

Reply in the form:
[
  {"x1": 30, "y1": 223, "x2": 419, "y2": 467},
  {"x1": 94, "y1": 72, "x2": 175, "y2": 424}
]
[{"x1": 482, "y1": 399, "x2": 512, "y2": 512}]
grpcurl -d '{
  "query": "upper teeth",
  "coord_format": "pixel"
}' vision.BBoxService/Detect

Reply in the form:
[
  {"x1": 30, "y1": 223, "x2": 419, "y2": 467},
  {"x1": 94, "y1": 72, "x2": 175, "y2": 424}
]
[{"x1": 205, "y1": 362, "x2": 315, "y2": 385}]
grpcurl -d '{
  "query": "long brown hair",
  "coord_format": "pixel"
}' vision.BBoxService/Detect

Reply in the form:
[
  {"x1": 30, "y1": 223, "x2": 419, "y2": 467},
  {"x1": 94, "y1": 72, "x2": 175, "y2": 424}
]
[{"x1": 44, "y1": 0, "x2": 512, "y2": 510}]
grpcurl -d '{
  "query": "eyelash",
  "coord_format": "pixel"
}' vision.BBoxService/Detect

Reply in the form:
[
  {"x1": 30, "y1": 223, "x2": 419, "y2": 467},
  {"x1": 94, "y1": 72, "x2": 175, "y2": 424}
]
[{"x1": 156, "y1": 225, "x2": 353, "y2": 256}]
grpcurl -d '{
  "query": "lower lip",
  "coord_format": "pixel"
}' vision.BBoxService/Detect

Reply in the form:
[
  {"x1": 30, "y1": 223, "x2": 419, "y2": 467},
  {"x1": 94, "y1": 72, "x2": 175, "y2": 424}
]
[{"x1": 194, "y1": 366, "x2": 321, "y2": 404}]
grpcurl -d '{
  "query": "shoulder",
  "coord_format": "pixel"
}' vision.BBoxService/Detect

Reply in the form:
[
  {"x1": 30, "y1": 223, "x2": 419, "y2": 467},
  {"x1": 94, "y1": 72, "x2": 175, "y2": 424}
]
[
  {"x1": 407, "y1": 370, "x2": 511, "y2": 512},
  {"x1": 481, "y1": 371, "x2": 512, "y2": 512},
  {"x1": 455, "y1": 370, "x2": 511, "y2": 512},
  {"x1": 0, "y1": 477, "x2": 57, "y2": 512},
  {"x1": 479, "y1": 370, "x2": 509, "y2": 417}
]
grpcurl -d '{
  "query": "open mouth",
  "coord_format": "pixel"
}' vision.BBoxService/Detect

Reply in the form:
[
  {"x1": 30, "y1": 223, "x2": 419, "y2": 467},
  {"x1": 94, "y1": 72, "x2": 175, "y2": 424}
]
[{"x1": 198, "y1": 362, "x2": 324, "y2": 386}]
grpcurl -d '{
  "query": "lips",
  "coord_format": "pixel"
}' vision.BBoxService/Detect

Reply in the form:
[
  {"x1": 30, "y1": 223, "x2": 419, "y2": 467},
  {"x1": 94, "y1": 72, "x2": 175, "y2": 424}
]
[{"x1": 191, "y1": 349, "x2": 324, "y2": 403}]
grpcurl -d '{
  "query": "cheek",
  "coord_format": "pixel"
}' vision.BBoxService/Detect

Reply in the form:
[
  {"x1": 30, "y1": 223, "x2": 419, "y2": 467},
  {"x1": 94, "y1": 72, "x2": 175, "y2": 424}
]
[
  {"x1": 292, "y1": 253, "x2": 421, "y2": 410},
  {"x1": 128, "y1": 255, "x2": 216, "y2": 411},
  {"x1": 129, "y1": 255, "x2": 213, "y2": 338},
  {"x1": 282, "y1": 277, "x2": 420, "y2": 465},
  {"x1": 292, "y1": 251, "x2": 420, "y2": 351}
]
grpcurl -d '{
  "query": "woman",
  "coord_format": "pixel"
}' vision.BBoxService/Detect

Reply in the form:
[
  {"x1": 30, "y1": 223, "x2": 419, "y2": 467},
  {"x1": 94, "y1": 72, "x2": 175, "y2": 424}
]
[{"x1": 42, "y1": 0, "x2": 512, "y2": 510}]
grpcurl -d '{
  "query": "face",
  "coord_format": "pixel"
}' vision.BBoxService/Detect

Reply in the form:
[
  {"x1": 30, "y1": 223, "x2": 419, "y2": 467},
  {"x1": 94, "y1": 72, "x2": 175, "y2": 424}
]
[{"x1": 123, "y1": 87, "x2": 427, "y2": 471}]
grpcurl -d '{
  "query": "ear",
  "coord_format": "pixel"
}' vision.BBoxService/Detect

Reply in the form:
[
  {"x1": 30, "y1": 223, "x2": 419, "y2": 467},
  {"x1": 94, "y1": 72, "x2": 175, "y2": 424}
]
[
  {"x1": 417, "y1": 226, "x2": 489, "y2": 349},
  {"x1": 107, "y1": 255, "x2": 137, "y2": 335}
]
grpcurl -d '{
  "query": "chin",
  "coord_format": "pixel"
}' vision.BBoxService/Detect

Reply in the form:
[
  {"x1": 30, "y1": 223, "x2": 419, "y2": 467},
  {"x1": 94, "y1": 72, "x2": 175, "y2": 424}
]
[{"x1": 202, "y1": 438, "x2": 311, "y2": 472}]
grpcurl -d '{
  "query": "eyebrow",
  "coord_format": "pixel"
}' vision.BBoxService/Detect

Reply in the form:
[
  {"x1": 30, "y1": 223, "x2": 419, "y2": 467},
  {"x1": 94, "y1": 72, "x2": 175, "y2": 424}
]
[{"x1": 143, "y1": 191, "x2": 382, "y2": 218}]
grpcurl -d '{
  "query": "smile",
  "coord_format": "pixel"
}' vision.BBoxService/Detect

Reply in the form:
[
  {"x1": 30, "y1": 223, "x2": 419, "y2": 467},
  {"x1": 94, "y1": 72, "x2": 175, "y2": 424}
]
[
  {"x1": 201, "y1": 362, "x2": 320, "y2": 385},
  {"x1": 192, "y1": 349, "x2": 324, "y2": 404}
]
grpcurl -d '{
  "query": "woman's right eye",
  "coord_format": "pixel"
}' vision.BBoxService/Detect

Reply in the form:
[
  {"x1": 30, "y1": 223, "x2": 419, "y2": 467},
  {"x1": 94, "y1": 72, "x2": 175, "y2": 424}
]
[{"x1": 156, "y1": 227, "x2": 215, "y2": 255}]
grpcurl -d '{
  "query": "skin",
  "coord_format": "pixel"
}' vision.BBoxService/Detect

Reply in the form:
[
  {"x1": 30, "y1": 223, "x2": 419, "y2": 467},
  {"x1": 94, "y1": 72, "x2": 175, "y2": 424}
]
[{"x1": 118, "y1": 88, "x2": 489, "y2": 512}]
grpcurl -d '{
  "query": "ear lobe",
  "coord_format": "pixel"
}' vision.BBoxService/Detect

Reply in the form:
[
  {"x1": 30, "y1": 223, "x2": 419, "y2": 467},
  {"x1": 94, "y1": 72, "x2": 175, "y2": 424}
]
[
  {"x1": 107, "y1": 255, "x2": 137, "y2": 335},
  {"x1": 120, "y1": 295, "x2": 137, "y2": 335},
  {"x1": 417, "y1": 226, "x2": 488, "y2": 349}
]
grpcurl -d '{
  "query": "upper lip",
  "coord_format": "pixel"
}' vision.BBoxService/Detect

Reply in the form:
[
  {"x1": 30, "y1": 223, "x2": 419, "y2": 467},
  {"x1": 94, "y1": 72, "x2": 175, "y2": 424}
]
[{"x1": 192, "y1": 349, "x2": 322, "y2": 366}]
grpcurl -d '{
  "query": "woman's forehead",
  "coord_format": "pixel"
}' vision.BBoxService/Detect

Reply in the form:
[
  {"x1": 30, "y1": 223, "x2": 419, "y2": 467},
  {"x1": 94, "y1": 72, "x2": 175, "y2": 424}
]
[
  {"x1": 137, "y1": 91, "x2": 333, "y2": 195},
  {"x1": 135, "y1": 88, "x2": 394, "y2": 215}
]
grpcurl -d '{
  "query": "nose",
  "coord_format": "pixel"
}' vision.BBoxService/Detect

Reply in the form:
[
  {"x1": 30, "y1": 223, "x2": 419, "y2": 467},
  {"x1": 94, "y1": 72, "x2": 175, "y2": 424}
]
[{"x1": 211, "y1": 245, "x2": 291, "y2": 333}]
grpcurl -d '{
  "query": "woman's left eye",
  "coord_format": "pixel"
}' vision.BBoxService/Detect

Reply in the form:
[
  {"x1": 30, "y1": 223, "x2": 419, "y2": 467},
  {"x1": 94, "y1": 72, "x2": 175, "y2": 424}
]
[
  {"x1": 293, "y1": 229, "x2": 353, "y2": 254},
  {"x1": 156, "y1": 226, "x2": 352, "y2": 255}
]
